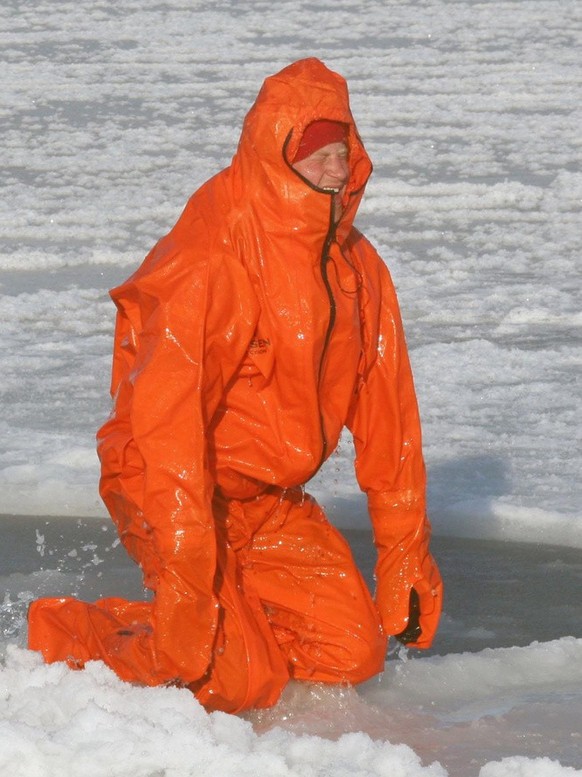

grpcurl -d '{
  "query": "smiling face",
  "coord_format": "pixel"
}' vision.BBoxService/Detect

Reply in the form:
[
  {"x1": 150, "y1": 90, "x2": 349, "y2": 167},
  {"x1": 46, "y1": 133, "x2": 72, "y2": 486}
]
[{"x1": 292, "y1": 141, "x2": 350, "y2": 221}]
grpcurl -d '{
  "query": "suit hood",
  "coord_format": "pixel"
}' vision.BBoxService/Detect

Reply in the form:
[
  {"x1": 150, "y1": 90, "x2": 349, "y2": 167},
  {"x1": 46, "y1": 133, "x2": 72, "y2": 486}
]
[{"x1": 230, "y1": 58, "x2": 373, "y2": 243}]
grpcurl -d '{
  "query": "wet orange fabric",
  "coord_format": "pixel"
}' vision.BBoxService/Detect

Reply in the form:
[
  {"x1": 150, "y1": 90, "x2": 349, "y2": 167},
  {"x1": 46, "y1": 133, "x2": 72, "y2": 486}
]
[
  {"x1": 29, "y1": 488, "x2": 386, "y2": 713},
  {"x1": 28, "y1": 58, "x2": 442, "y2": 711}
]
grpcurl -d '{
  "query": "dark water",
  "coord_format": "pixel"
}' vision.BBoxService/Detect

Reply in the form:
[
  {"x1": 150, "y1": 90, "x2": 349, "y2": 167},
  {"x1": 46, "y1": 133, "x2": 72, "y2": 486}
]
[
  {"x1": 351, "y1": 530, "x2": 582, "y2": 655},
  {"x1": 1, "y1": 515, "x2": 581, "y2": 654}
]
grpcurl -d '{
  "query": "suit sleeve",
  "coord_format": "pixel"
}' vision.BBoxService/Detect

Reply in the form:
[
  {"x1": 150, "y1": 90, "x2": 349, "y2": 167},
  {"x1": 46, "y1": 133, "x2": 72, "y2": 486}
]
[
  {"x1": 97, "y1": 238, "x2": 257, "y2": 682},
  {"x1": 346, "y1": 238, "x2": 442, "y2": 648}
]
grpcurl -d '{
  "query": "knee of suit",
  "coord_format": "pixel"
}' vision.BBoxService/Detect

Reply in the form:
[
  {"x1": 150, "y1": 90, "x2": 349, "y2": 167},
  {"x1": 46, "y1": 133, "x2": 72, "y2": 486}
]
[
  {"x1": 190, "y1": 655, "x2": 289, "y2": 713},
  {"x1": 345, "y1": 626, "x2": 388, "y2": 683},
  {"x1": 287, "y1": 615, "x2": 387, "y2": 686}
]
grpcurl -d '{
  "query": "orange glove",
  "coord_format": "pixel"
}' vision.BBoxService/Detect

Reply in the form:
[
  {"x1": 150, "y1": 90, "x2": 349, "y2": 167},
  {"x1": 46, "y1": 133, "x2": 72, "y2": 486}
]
[{"x1": 370, "y1": 505, "x2": 442, "y2": 649}]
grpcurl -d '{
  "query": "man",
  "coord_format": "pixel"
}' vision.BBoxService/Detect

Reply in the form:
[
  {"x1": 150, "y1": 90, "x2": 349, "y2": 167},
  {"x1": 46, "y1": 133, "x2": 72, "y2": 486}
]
[{"x1": 28, "y1": 58, "x2": 442, "y2": 713}]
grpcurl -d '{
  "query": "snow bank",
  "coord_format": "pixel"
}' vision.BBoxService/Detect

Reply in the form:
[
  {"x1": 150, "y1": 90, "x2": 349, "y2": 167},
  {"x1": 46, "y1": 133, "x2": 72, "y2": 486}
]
[
  {"x1": 2, "y1": 639, "x2": 581, "y2": 777},
  {"x1": 0, "y1": 647, "x2": 444, "y2": 777}
]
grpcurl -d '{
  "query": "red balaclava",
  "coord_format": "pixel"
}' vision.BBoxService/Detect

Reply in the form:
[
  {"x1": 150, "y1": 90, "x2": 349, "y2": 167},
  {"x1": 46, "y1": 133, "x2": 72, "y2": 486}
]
[{"x1": 293, "y1": 119, "x2": 348, "y2": 162}]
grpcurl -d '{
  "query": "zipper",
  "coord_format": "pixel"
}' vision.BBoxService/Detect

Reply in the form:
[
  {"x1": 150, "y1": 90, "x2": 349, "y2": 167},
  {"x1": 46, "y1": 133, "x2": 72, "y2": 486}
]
[{"x1": 315, "y1": 204, "x2": 338, "y2": 471}]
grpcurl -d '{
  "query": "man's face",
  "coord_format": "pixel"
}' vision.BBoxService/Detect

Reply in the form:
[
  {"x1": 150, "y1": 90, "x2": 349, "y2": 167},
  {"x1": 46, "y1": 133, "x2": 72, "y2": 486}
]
[
  {"x1": 292, "y1": 141, "x2": 349, "y2": 191},
  {"x1": 292, "y1": 141, "x2": 349, "y2": 220}
]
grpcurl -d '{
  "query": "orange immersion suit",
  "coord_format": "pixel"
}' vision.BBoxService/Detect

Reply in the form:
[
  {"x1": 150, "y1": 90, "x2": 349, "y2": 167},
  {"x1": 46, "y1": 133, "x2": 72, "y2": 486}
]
[{"x1": 28, "y1": 58, "x2": 443, "y2": 713}]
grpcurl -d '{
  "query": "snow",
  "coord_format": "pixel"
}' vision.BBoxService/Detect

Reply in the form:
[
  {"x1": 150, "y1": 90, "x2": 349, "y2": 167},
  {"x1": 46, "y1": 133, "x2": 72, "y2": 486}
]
[
  {"x1": 0, "y1": 0, "x2": 581, "y2": 774},
  {"x1": 1, "y1": 637, "x2": 581, "y2": 777}
]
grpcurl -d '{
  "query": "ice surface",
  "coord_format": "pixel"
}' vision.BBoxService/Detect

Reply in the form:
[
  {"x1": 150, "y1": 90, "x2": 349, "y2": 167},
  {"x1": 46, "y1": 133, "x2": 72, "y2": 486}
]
[
  {"x1": 1, "y1": 0, "x2": 580, "y2": 544},
  {"x1": 0, "y1": 0, "x2": 581, "y2": 774}
]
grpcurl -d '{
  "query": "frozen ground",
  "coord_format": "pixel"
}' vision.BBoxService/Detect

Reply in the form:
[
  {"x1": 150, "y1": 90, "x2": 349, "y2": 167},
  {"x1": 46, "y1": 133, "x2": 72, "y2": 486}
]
[{"x1": 1, "y1": 0, "x2": 581, "y2": 775}]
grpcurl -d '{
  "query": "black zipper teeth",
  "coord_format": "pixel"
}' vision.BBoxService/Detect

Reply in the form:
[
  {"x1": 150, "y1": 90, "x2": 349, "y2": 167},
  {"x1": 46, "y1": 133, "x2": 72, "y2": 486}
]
[{"x1": 316, "y1": 210, "x2": 337, "y2": 468}]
